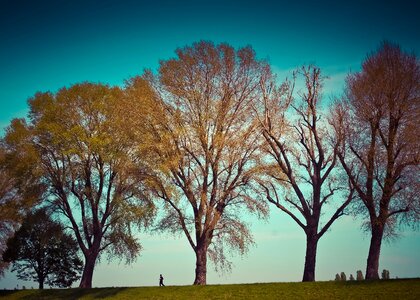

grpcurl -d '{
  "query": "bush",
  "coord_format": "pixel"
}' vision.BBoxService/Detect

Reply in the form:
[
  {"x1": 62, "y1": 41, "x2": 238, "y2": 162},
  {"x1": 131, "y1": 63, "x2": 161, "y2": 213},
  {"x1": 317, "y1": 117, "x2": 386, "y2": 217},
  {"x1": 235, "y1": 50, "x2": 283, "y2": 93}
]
[
  {"x1": 382, "y1": 269, "x2": 390, "y2": 280},
  {"x1": 340, "y1": 272, "x2": 347, "y2": 281},
  {"x1": 349, "y1": 274, "x2": 355, "y2": 281},
  {"x1": 356, "y1": 270, "x2": 364, "y2": 281},
  {"x1": 335, "y1": 273, "x2": 341, "y2": 281}
]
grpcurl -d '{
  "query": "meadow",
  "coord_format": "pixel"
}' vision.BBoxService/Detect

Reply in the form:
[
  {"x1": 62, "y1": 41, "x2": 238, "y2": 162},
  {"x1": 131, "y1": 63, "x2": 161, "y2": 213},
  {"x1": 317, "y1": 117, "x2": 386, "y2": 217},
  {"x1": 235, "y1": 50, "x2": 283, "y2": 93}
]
[{"x1": 1, "y1": 279, "x2": 419, "y2": 299}]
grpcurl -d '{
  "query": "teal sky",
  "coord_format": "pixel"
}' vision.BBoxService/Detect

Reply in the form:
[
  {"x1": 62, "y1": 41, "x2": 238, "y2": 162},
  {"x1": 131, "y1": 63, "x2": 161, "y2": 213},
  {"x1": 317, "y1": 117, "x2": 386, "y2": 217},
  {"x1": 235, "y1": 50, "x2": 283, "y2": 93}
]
[{"x1": 1, "y1": 0, "x2": 419, "y2": 288}]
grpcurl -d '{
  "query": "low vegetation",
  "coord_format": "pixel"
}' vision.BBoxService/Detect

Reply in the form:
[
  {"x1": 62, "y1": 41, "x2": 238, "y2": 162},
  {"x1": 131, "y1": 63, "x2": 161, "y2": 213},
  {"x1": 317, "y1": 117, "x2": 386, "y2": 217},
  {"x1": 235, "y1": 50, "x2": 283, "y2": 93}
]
[{"x1": 1, "y1": 279, "x2": 419, "y2": 300}]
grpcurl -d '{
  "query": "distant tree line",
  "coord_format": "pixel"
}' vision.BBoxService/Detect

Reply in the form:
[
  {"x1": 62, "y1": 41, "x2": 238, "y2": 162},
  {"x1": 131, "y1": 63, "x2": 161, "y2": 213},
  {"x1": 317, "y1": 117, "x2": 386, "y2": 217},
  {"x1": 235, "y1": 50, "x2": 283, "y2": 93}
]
[
  {"x1": 334, "y1": 269, "x2": 390, "y2": 281},
  {"x1": 0, "y1": 41, "x2": 419, "y2": 288}
]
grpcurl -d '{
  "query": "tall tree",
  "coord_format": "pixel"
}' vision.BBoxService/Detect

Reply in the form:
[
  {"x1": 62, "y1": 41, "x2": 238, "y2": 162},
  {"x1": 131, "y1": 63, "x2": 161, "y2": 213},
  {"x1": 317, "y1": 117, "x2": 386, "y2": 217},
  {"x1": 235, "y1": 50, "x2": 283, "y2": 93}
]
[
  {"x1": 130, "y1": 41, "x2": 269, "y2": 285},
  {"x1": 332, "y1": 42, "x2": 420, "y2": 279},
  {"x1": 256, "y1": 66, "x2": 354, "y2": 281},
  {"x1": 3, "y1": 83, "x2": 155, "y2": 288},
  {"x1": 0, "y1": 125, "x2": 43, "y2": 277},
  {"x1": 3, "y1": 208, "x2": 83, "y2": 289}
]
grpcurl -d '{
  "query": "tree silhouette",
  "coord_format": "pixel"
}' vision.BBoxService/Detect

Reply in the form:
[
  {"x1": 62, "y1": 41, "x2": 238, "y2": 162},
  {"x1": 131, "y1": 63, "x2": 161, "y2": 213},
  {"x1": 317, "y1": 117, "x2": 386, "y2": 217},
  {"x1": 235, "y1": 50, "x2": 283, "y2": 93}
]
[{"x1": 3, "y1": 208, "x2": 83, "y2": 289}]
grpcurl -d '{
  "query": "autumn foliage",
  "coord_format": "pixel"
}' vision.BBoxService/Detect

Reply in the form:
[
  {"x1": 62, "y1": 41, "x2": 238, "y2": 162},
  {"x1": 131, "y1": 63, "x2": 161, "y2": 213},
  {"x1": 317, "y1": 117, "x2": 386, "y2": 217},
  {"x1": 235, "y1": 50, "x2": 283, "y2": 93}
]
[{"x1": 0, "y1": 41, "x2": 418, "y2": 287}]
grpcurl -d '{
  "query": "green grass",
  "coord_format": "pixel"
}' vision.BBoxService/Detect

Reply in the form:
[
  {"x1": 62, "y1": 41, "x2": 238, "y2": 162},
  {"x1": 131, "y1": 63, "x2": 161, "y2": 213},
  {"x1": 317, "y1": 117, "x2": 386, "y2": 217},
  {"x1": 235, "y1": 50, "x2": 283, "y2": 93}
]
[{"x1": 1, "y1": 279, "x2": 419, "y2": 299}]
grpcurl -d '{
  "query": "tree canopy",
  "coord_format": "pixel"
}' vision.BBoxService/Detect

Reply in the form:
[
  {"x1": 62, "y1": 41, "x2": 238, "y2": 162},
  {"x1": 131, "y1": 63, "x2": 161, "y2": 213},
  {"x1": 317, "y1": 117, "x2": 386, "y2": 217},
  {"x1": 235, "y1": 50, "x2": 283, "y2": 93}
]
[
  {"x1": 3, "y1": 208, "x2": 83, "y2": 289},
  {"x1": 333, "y1": 41, "x2": 420, "y2": 279},
  {"x1": 3, "y1": 83, "x2": 155, "y2": 287},
  {"x1": 130, "y1": 41, "x2": 270, "y2": 285},
  {"x1": 0, "y1": 124, "x2": 44, "y2": 277},
  {"x1": 0, "y1": 40, "x2": 418, "y2": 287}
]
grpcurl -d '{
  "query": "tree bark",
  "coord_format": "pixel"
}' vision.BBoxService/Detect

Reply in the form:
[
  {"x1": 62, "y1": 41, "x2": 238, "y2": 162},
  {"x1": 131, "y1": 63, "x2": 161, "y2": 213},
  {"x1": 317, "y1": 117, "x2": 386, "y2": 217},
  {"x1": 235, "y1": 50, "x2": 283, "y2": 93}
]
[
  {"x1": 193, "y1": 243, "x2": 208, "y2": 285},
  {"x1": 79, "y1": 253, "x2": 98, "y2": 288},
  {"x1": 365, "y1": 223, "x2": 384, "y2": 280},
  {"x1": 302, "y1": 232, "x2": 318, "y2": 282}
]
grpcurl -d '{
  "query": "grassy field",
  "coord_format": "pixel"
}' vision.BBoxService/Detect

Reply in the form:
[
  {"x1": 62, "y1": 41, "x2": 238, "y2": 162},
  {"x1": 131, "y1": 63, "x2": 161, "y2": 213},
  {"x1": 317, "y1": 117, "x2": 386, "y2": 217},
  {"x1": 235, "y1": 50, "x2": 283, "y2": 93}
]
[{"x1": 1, "y1": 279, "x2": 419, "y2": 299}]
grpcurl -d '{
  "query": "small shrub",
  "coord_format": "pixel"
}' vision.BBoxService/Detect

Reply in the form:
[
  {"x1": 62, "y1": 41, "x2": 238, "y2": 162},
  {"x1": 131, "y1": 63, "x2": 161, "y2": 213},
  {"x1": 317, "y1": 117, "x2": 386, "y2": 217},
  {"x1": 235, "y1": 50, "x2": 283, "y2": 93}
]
[
  {"x1": 335, "y1": 273, "x2": 341, "y2": 281},
  {"x1": 340, "y1": 272, "x2": 347, "y2": 281},
  {"x1": 356, "y1": 270, "x2": 364, "y2": 281},
  {"x1": 382, "y1": 269, "x2": 390, "y2": 280},
  {"x1": 349, "y1": 274, "x2": 355, "y2": 281}
]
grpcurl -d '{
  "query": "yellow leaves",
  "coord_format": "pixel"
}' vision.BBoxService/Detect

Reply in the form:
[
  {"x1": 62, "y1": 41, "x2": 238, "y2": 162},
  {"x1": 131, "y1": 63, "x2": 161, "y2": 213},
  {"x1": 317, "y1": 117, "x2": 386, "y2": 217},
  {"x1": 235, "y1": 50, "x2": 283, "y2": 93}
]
[
  {"x1": 3, "y1": 119, "x2": 41, "y2": 179},
  {"x1": 28, "y1": 91, "x2": 54, "y2": 122},
  {"x1": 4, "y1": 118, "x2": 30, "y2": 147}
]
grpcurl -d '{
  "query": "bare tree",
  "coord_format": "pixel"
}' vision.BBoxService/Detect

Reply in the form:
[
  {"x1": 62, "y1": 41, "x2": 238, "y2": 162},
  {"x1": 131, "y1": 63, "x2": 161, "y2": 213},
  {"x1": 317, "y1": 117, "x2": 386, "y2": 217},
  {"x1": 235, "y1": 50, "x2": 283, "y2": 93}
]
[
  {"x1": 130, "y1": 41, "x2": 269, "y2": 285},
  {"x1": 3, "y1": 83, "x2": 155, "y2": 287},
  {"x1": 256, "y1": 66, "x2": 354, "y2": 281},
  {"x1": 332, "y1": 42, "x2": 420, "y2": 279}
]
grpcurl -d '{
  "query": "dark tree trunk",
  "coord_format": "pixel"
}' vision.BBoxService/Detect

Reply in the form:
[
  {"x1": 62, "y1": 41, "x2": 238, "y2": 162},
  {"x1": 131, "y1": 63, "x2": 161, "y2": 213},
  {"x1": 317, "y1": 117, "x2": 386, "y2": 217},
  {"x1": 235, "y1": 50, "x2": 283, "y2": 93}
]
[
  {"x1": 79, "y1": 253, "x2": 98, "y2": 288},
  {"x1": 302, "y1": 232, "x2": 318, "y2": 282},
  {"x1": 365, "y1": 223, "x2": 384, "y2": 280},
  {"x1": 193, "y1": 243, "x2": 208, "y2": 285},
  {"x1": 37, "y1": 270, "x2": 45, "y2": 289},
  {"x1": 38, "y1": 279, "x2": 44, "y2": 290}
]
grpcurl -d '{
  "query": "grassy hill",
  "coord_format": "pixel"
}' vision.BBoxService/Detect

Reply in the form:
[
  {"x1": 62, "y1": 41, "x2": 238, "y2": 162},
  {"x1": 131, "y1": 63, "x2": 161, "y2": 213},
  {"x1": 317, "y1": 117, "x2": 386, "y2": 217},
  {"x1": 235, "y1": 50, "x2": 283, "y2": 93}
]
[{"x1": 1, "y1": 279, "x2": 419, "y2": 299}]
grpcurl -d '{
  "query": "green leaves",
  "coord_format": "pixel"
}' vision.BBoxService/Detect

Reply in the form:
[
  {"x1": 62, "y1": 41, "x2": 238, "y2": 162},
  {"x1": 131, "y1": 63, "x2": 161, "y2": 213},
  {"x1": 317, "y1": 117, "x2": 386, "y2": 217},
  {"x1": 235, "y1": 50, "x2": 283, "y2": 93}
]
[{"x1": 2, "y1": 81, "x2": 158, "y2": 287}]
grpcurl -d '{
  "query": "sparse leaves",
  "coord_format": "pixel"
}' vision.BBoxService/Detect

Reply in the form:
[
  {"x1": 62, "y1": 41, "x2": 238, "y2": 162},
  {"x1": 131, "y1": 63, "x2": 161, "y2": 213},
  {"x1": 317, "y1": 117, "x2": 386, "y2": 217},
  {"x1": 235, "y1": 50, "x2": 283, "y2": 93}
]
[
  {"x1": 256, "y1": 65, "x2": 354, "y2": 281},
  {"x1": 333, "y1": 42, "x2": 420, "y2": 279},
  {"x1": 130, "y1": 41, "x2": 270, "y2": 284}
]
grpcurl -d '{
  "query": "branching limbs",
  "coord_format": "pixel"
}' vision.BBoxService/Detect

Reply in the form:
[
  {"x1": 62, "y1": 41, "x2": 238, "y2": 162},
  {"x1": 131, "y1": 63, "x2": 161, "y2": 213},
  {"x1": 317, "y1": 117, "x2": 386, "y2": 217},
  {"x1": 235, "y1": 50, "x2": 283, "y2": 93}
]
[
  {"x1": 139, "y1": 42, "x2": 269, "y2": 279},
  {"x1": 256, "y1": 65, "x2": 354, "y2": 238}
]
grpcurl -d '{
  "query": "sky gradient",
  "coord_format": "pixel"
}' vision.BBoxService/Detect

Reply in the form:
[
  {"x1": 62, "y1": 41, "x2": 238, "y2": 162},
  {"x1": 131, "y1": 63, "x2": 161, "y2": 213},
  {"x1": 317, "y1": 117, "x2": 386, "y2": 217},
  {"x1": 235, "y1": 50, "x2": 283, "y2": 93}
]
[{"x1": 1, "y1": 0, "x2": 419, "y2": 288}]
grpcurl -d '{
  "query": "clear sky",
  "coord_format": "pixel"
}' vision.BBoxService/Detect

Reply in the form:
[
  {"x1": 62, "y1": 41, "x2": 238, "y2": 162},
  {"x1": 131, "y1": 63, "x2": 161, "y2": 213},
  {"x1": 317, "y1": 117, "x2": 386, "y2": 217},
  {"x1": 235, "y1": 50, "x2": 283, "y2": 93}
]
[{"x1": 1, "y1": 0, "x2": 419, "y2": 288}]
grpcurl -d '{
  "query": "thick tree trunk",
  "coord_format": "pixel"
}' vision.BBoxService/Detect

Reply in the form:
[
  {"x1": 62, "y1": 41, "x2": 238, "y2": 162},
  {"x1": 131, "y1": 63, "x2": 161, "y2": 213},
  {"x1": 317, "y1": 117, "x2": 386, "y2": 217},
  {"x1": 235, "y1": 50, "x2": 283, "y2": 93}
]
[
  {"x1": 79, "y1": 253, "x2": 98, "y2": 288},
  {"x1": 365, "y1": 223, "x2": 384, "y2": 280},
  {"x1": 38, "y1": 280, "x2": 44, "y2": 290},
  {"x1": 302, "y1": 232, "x2": 318, "y2": 282},
  {"x1": 193, "y1": 244, "x2": 208, "y2": 285},
  {"x1": 37, "y1": 270, "x2": 45, "y2": 289}
]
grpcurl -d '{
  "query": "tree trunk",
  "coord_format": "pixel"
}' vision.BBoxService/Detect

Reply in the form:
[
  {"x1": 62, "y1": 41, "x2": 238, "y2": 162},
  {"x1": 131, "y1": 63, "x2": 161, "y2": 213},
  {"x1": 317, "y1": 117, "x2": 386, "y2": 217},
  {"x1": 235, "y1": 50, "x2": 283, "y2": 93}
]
[
  {"x1": 38, "y1": 279, "x2": 44, "y2": 290},
  {"x1": 193, "y1": 243, "x2": 208, "y2": 285},
  {"x1": 302, "y1": 232, "x2": 318, "y2": 282},
  {"x1": 79, "y1": 253, "x2": 98, "y2": 288},
  {"x1": 365, "y1": 223, "x2": 384, "y2": 280}
]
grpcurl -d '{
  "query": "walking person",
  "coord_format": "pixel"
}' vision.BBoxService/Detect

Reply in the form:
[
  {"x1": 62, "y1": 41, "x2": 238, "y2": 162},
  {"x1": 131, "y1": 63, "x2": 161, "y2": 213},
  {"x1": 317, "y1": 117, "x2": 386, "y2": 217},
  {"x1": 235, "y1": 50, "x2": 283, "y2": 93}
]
[{"x1": 159, "y1": 274, "x2": 165, "y2": 287}]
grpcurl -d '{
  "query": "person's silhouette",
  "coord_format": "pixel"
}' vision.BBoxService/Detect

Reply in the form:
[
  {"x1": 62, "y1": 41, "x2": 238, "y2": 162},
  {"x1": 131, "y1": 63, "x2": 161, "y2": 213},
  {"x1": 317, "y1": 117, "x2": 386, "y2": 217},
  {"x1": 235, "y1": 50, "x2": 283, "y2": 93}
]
[{"x1": 159, "y1": 274, "x2": 165, "y2": 286}]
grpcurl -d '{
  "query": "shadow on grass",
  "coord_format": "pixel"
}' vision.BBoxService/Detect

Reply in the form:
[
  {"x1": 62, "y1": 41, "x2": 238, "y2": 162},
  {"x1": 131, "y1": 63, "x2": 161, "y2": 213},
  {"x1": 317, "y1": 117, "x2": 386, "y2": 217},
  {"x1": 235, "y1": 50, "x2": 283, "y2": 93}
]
[
  {"x1": 0, "y1": 287, "x2": 128, "y2": 300},
  {"x1": 0, "y1": 290, "x2": 17, "y2": 298}
]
